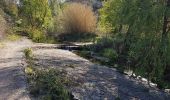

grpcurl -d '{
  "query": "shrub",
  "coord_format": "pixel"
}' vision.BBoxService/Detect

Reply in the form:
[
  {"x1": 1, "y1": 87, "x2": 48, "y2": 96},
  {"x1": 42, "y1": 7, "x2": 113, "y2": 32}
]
[
  {"x1": 27, "y1": 68, "x2": 71, "y2": 100},
  {"x1": 62, "y1": 3, "x2": 97, "y2": 34},
  {"x1": 6, "y1": 34, "x2": 21, "y2": 41},
  {"x1": 24, "y1": 47, "x2": 71, "y2": 99},
  {"x1": 0, "y1": 0, "x2": 18, "y2": 18},
  {"x1": 93, "y1": 37, "x2": 115, "y2": 52},
  {"x1": 5, "y1": 3, "x2": 18, "y2": 18},
  {"x1": 24, "y1": 48, "x2": 33, "y2": 60},
  {"x1": 27, "y1": 28, "x2": 46, "y2": 43},
  {"x1": 102, "y1": 48, "x2": 118, "y2": 61},
  {"x1": 51, "y1": 2, "x2": 64, "y2": 34},
  {"x1": 98, "y1": 0, "x2": 122, "y2": 34},
  {"x1": 21, "y1": 0, "x2": 52, "y2": 29}
]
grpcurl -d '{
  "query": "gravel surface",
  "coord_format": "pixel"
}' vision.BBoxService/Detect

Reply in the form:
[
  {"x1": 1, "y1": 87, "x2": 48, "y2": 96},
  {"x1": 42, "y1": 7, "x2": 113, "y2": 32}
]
[{"x1": 32, "y1": 44, "x2": 170, "y2": 100}]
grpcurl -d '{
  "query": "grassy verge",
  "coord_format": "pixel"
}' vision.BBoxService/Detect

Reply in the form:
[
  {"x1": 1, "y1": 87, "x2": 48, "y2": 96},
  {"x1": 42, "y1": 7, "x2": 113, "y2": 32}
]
[
  {"x1": 6, "y1": 34, "x2": 21, "y2": 41},
  {"x1": 24, "y1": 48, "x2": 73, "y2": 100},
  {"x1": 74, "y1": 50, "x2": 122, "y2": 70}
]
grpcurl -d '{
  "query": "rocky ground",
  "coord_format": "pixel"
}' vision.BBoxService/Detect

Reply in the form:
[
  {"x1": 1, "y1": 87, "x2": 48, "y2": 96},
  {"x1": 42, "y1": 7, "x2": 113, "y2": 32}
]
[{"x1": 0, "y1": 37, "x2": 170, "y2": 100}]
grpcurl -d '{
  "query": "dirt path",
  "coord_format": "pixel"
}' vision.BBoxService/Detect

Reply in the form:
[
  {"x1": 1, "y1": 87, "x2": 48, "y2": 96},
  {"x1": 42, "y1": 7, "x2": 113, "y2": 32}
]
[
  {"x1": 0, "y1": 38, "x2": 32, "y2": 100},
  {"x1": 0, "y1": 38, "x2": 170, "y2": 100},
  {"x1": 32, "y1": 45, "x2": 170, "y2": 100}
]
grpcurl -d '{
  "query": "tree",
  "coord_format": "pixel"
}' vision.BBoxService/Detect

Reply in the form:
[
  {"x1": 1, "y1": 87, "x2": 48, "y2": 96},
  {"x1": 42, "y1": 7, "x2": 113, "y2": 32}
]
[
  {"x1": 0, "y1": 0, "x2": 18, "y2": 18},
  {"x1": 49, "y1": 0, "x2": 63, "y2": 16},
  {"x1": 98, "y1": 0, "x2": 122, "y2": 34},
  {"x1": 21, "y1": 0, "x2": 52, "y2": 29},
  {"x1": 99, "y1": 0, "x2": 170, "y2": 87}
]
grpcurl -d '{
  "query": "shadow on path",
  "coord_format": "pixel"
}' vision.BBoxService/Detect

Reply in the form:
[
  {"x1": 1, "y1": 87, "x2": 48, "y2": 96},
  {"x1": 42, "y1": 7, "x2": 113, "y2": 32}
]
[{"x1": 32, "y1": 46, "x2": 170, "y2": 100}]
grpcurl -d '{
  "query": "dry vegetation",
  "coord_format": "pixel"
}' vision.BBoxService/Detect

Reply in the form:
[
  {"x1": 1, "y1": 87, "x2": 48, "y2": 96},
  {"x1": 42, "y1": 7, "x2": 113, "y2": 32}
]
[
  {"x1": 0, "y1": 9, "x2": 6, "y2": 39},
  {"x1": 63, "y1": 3, "x2": 97, "y2": 34}
]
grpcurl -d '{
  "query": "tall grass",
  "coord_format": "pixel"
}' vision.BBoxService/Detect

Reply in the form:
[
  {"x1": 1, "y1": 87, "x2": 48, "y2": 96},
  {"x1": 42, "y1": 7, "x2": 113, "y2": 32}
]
[
  {"x1": 63, "y1": 3, "x2": 97, "y2": 34},
  {"x1": 0, "y1": 9, "x2": 6, "y2": 39}
]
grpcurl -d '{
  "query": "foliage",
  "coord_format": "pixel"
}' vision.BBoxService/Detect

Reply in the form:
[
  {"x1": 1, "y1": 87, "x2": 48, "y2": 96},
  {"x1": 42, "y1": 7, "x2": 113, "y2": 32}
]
[
  {"x1": 27, "y1": 28, "x2": 46, "y2": 43},
  {"x1": 75, "y1": 50, "x2": 91, "y2": 59},
  {"x1": 0, "y1": 0, "x2": 18, "y2": 18},
  {"x1": 128, "y1": 33, "x2": 164, "y2": 85},
  {"x1": 21, "y1": 0, "x2": 53, "y2": 29},
  {"x1": 97, "y1": 0, "x2": 170, "y2": 88},
  {"x1": 52, "y1": 3, "x2": 65, "y2": 34},
  {"x1": 93, "y1": 37, "x2": 114, "y2": 52},
  {"x1": 24, "y1": 47, "x2": 72, "y2": 100},
  {"x1": 49, "y1": 0, "x2": 64, "y2": 16},
  {"x1": 58, "y1": 32, "x2": 97, "y2": 42},
  {"x1": 102, "y1": 48, "x2": 118, "y2": 61},
  {"x1": 98, "y1": 0, "x2": 122, "y2": 34},
  {"x1": 6, "y1": 34, "x2": 21, "y2": 41},
  {"x1": 27, "y1": 28, "x2": 57, "y2": 43},
  {"x1": 27, "y1": 68, "x2": 71, "y2": 100},
  {"x1": 24, "y1": 48, "x2": 33, "y2": 60},
  {"x1": 5, "y1": 3, "x2": 18, "y2": 18},
  {"x1": 93, "y1": 35, "x2": 124, "y2": 53},
  {"x1": 62, "y1": 3, "x2": 97, "y2": 34}
]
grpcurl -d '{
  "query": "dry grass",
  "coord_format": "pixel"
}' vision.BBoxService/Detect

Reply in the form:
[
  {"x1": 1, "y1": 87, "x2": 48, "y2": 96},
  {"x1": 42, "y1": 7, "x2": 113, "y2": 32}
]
[
  {"x1": 0, "y1": 42, "x2": 5, "y2": 48},
  {"x1": 0, "y1": 9, "x2": 6, "y2": 39},
  {"x1": 63, "y1": 3, "x2": 97, "y2": 34},
  {"x1": 6, "y1": 34, "x2": 21, "y2": 41}
]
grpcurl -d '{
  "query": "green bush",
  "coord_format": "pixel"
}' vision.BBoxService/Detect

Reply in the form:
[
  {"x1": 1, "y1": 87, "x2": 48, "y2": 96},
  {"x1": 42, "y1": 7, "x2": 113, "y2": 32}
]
[
  {"x1": 27, "y1": 28, "x2": 46, "y2": 43},
  {"x1": 24, "y1": 48, "x2": 33, "y2": 60},
  {"x1": 5, "y1": 3, "x2": 18, "y2": 18},
  {"x1": 95, "y1": 37, "x2": 114, "y2": 47},
  {"x1": 93, "y1": 37, "x2": 115, "y2": 52},
  {"x1": 25, "y1": 27, "x2": 57, "y2": 43},
  {"x1": 128, "y1": 34, "x2": 166, "y2": 87},
  {"x1": 0, "y1": 0, "x2": 18, "y2": 18},
  {"x1": 24, "y1": 47, "x2": 71, "y2": 100},
  {"x1": 6, "y1": 34, "x2": 21, "y2": 41},
  {"x1": 27, "y1": 68, "x2": 71, "y2": 100},
  {"x1": 21, "y1": 0, "x2": 52, "y2": 29},
  {"x1": 102, "y1": 48, "x2": 118, "y2": 61}
]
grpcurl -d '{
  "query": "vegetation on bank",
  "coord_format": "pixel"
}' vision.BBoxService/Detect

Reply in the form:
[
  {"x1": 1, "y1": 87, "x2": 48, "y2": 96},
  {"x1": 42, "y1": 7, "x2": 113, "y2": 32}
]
[
  {"x1": 96, "y1": 0, "x2": 170, "y2": 88},
  {"x1": 24, "y1": 48, "x2": 72, "y2": 100}
]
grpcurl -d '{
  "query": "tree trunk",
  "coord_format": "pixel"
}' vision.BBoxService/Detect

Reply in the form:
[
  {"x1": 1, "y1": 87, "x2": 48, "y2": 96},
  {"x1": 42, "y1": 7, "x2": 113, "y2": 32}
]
[{"x1": 147, "y1": 72, "x2": 151, "y2": 87}]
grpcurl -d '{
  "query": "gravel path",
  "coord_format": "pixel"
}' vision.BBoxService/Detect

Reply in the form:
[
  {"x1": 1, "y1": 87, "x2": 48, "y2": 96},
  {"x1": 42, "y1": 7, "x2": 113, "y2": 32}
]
[
  {"x1": 0, "y1": 38, "x2": 170, "y2": 100},
  {"x1": 0, "y1": 38, "x2": 32, "y2": 100},
  {"x1": 32, "y1": 45, "x2": 170, "y2": 100}
]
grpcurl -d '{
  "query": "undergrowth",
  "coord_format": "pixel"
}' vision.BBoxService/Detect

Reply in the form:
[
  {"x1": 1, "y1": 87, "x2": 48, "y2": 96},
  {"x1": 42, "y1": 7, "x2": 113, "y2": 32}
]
[
  {"x1": 6, "y1": 34, "x2": 21, "y2": 41},
  {"x1": 24, "y1": 48, "x2": 72, "y2": 100}
]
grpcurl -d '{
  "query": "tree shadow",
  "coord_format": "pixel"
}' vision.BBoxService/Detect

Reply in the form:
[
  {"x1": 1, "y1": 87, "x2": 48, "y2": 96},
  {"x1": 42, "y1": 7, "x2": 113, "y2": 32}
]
[
  {"x1": 33, "y1": 47, "x2": 170, "y2": 100},
  {"x1": 0, "y1": 66, "x2": 29, "y2": 100},
  {"x1": 73, "y1": 64, "x2": 170, "y2": 100}
]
